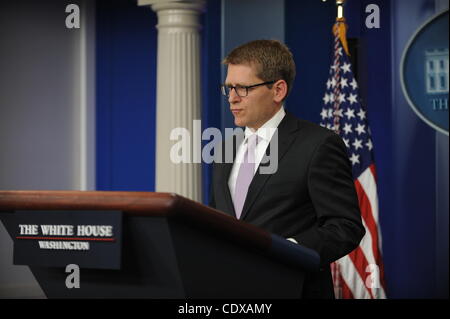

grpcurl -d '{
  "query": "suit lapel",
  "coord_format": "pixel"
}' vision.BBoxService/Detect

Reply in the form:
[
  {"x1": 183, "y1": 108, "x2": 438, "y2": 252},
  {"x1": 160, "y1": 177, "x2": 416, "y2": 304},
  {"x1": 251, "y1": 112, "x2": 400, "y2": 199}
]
[
  {"x1": 220, "y1": 161, "x2": 235, "y2": 216},
  {"x1": 239, "y1": 112, "x2": 300, "y2": 220},
  {"x1": 218, "y1": 135, "x2": 239, "y2": 217}
]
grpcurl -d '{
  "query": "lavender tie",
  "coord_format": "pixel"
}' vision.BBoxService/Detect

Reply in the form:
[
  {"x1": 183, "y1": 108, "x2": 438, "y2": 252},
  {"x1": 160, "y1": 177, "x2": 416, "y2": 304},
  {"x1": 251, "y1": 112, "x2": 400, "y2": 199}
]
[{"x1": 234, "y1": 134, "x2": 258, "y2": 219}]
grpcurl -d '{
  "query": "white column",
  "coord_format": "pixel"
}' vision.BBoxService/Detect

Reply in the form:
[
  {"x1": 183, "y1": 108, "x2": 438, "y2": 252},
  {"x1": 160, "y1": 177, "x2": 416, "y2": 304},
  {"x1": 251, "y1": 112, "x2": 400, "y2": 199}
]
[{"x1": 139, "y1": 0, "x2": 204, "y2": 202}]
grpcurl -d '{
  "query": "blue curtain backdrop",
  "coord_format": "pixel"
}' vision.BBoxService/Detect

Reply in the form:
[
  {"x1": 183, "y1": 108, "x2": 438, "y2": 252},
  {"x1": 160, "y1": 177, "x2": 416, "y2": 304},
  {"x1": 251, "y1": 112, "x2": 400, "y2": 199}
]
[{"x1": 96, "y1": 0, "x2": 157, "y2": 191}]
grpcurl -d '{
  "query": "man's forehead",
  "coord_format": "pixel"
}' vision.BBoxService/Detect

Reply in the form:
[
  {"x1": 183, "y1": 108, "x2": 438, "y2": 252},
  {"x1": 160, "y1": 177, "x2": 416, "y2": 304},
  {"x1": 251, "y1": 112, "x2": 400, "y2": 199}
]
[
  {"x1": 225, "y1": 63, "x2": 261, "y2": 84},
  {"x1": 227, "y1": 62, "x2": 259, "y2": 72}
]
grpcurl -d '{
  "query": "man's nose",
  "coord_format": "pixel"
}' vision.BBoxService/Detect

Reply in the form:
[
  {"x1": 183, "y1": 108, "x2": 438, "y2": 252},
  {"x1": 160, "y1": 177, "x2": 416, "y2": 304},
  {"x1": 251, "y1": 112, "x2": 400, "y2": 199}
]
[{"x1": 228, "y1": 88, "x2": 241, "y2": 104}]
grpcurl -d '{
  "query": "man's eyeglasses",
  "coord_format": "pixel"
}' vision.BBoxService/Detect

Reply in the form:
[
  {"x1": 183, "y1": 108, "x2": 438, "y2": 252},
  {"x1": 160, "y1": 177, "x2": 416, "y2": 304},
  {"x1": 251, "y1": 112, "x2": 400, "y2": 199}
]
[{"x1": 220, "y1": 81, "x2": 275, "y2": 98}]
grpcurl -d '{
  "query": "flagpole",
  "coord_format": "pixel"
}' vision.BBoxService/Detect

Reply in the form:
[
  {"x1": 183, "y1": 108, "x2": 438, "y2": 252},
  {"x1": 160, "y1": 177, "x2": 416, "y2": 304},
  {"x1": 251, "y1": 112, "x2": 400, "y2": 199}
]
[
  {"x1": 322, "y1": 0, "x2": 349, "y2": 56},
  {"x1": 336, "y1": 0, "x2": 345, "y2": 19},
  {"x1": 330, "y1": 0, "x2": 350, "y2": 57}
]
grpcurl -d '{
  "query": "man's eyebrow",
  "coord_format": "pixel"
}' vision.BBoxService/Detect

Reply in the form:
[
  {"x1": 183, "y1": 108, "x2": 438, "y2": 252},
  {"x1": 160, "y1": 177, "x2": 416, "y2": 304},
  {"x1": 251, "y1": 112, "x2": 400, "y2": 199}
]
[{"x1": 224, "y1": 82, "x2": 246, "y2": 87}]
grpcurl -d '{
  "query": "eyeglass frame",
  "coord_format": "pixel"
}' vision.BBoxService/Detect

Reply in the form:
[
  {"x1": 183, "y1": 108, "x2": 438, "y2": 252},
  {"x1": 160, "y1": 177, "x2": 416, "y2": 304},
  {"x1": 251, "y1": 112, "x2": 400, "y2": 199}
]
[{"x1": 220, "y1": 80, "x2": 276, "y2": 98}]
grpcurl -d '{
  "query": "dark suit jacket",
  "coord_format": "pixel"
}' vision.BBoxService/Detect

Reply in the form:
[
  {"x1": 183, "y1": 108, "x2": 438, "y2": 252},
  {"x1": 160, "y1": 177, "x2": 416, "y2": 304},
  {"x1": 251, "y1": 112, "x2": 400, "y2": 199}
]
[{"x1": 209, "y1": 111, "x2": 365, "y2": 299}]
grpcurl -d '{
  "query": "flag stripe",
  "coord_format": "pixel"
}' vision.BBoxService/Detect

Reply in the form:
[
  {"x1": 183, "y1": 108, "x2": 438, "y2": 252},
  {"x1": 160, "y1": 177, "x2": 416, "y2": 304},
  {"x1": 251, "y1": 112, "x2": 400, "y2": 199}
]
[
  {"x1": 370, "y1": 163, "x2": 378, "y2": 181},
  {"x1": 355, "y1": 172, "x2": 387, "y2": 297},
  {"x1": 352, "y1": 221, "x2": 387, "y2": 298},
  {"x1": 339, "y1": 254, "x2": 371, "y2": 299},
  {"x1": 357, "y1": 167, "x2": 386, "y2": 285},
  {"x1": 341, "y1": 275, "x2": 354, "y2": 299},
  {"x1": 359, "y1": 165, "x2": 380, "y2": 224},
  {"x1": 364, "y1": 164, "x2": 384, "y2": 249},
  {"x1": 349, "y1": 247, "x2": 375, "y2": 298},
  {"x1": 355, "y1": 178, "x2": 382, "y2": 263},
  {"x1": 357, "y1": 167, "x2": 384, "y2": 260}
]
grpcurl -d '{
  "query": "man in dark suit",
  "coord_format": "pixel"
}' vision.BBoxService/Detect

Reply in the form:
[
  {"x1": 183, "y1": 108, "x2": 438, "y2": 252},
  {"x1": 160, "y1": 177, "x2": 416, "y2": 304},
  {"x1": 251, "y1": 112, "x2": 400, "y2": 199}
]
[{"x1": 209, "y1": 39, "x2": 365, "y2": 298}]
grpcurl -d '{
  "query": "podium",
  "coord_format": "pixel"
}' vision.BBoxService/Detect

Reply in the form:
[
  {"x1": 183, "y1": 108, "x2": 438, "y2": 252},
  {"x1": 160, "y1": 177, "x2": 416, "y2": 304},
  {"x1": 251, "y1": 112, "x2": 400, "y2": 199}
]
[{"x1": 0, "y1": 191, "x2": 319, "y2": 298}]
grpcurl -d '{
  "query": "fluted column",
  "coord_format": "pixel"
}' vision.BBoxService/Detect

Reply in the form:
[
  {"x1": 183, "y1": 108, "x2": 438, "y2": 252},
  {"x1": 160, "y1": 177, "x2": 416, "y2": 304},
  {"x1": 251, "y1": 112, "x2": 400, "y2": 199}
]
[{"x1": 139, "y1": 0, "x2": 204, "y2": 202}]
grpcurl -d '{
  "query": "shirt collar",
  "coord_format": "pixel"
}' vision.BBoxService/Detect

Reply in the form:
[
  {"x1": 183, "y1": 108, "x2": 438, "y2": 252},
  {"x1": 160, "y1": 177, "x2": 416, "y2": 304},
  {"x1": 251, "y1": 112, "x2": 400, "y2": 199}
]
[{"x1": 244, "y1": 106, "x2": 286, "y2": 142}]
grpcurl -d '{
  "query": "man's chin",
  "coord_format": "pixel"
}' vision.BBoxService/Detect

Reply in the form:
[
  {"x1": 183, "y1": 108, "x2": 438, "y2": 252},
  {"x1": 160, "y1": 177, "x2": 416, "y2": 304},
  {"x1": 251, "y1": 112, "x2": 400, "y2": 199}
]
[{"x1": 234, "y1": 118, "x2": 244, "y2": 127}]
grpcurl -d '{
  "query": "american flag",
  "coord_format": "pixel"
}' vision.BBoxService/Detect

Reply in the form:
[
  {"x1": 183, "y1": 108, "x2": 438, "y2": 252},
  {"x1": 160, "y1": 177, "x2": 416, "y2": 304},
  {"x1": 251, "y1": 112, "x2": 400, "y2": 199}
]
[{"x1": 320, "y1": 20, "x2": 387, "y2": 299}]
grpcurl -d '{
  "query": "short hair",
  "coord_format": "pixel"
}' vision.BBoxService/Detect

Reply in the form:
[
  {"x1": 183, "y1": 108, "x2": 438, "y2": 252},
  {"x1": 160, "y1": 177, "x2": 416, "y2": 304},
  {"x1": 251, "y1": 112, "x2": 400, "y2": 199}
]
[{"x1": 223, "y1": 39, "x2": 296, "y2": 99}]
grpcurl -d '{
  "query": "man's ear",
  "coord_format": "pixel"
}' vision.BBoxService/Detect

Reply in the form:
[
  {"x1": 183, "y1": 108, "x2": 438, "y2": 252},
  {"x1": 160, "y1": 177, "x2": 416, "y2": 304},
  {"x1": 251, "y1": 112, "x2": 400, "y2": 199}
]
[{"x1": 273, "y1": 80, "x2": 288, "y2": 103}]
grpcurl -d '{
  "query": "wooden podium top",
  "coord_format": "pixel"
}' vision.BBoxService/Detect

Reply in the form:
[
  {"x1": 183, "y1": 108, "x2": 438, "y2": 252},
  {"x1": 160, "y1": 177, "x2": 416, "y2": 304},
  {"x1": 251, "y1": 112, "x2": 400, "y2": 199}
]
[
  {"x1": 1, "y1": 190, "x2": 188, "y2": 214},
  {"x1": 0, "y1": 190, "x2": 271, "y2": 251}
]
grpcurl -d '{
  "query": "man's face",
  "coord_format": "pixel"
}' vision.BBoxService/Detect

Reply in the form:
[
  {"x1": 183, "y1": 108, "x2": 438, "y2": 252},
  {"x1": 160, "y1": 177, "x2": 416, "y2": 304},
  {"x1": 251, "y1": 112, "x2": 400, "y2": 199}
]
[{"x1": 225, "y1": 63, "x2": 279, "y2": 130}]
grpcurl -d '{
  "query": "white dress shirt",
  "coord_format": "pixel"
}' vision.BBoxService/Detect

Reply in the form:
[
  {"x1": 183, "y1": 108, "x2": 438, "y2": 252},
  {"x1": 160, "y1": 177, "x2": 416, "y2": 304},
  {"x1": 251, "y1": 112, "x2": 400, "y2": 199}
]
[
  {"x1": 227, "y1": 106, "x2": 298, "y2": 244},
  {"x1": 228, "y1": 106, "x2": 286, "y2": 202}
]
